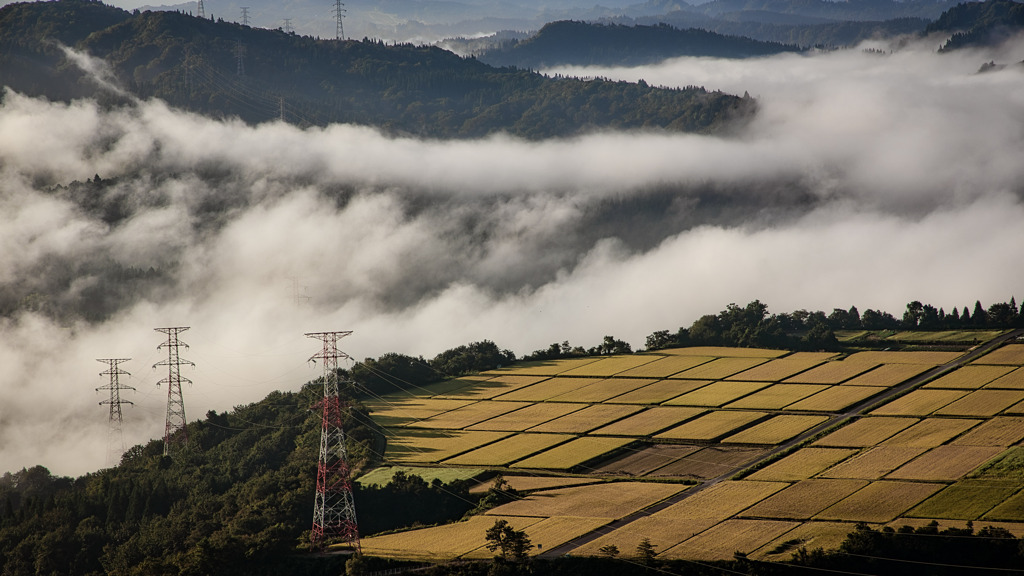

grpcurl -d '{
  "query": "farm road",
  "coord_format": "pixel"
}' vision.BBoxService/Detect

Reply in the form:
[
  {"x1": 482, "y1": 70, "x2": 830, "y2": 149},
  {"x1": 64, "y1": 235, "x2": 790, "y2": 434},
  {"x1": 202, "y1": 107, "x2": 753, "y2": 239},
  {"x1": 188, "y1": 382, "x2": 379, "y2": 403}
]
[{"x1": 542, "y1": 329, "x2": 1024, "y2": 558}]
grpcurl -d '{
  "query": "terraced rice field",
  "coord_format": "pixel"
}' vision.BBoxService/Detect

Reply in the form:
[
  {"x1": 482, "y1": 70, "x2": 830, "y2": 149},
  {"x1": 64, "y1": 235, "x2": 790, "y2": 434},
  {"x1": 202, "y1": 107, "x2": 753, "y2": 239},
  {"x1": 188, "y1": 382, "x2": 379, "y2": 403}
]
[
  {"x1": 484, "y1": 481, "x2": 686, "y2": 519},
  {"x1": 655, "y1": 410, "x2": 769, "y2": 441},
  {"x1": 441, "y1": 433, "x2": 573, "y2": 466},
  {"x1": 663, "y1": 380, "x2": 771, "y2": 407},
  {"x1": 367, "y1": 398, "x2": 473, "y2": 426},
  {"x1": 385, "y1": 429, "x2": 511, "y2": 464},
  {"x1": 615, "y1": 355, "x2": 715, "y2": 378},
  {"x1": 409, "y1": 400, "x2": 531, "y2": 429},
  {"x1": 844, "y1": 351, "x2": 962, "y2": 365},
  {"x1": 606, "y1": 379, "x2": 711, "y2": 404},
  {"x1": 727, "y1": 352, "x2": 838, "y2": 382},
  {"x1": 924, "y1": 365, "x2": 1016, "y2": 389},
  {"x1": 493, "y1": 377, "x2": 605, "y2": 402},
  {"x1": 510, "y1": 436, "x2": 634, "y2": 470},
  {"x1": 722, "y1": 414, "x2": 829, "y2": 445},
  {"x1": 815, "y1": 481, "x2": 945, "y2": 523},
  {"x1": 558, "y1": 355, "x2": 662, "y2": 377},
  {"x1": 465, "y1": 402, "x2": 583, "y2": 431},
  {"x1": 869, "y1": 389, "x2": 967, "y2": 416},
  {"x1": 784, "y1": 359, "x2": 880, "y2": 384},
  {"x1": 591, "y1": 406, "x2": 705, "y2": 436},
  {"x1": 661, "y1": 519, "x2": 801, "y2": 561},
  {"x1": 547, "y1": 378, "x2": 657, "y2": 403},
  {"x1": 486, "y1": 357, "x2": 601, "y2": 376},
  {"x1": 671, "y1": 357, "x2": 770, "y2": 380},
  {"x1": 742, "y1": 478, "x2": 869, "y2": 520},
  {"x1": 527, "y1": 403, "x2": 642, "y2": 433},
  {"x1": 660, "y1": 346, "x2": 787, "y2": 358},
  {"x1": 725, "y1": 383, "x2": 830, "y2": 410},
  {"x1": 436, "y1": 375, "x2": 551, "y2": 400},
  {"x1": 747, "y1": 447, "x2": 859, "y2": 482},
  {"x1": 784, "y1": 385, "x2": 885, "y2": 412},
  {"x1": 973, "y1": 344, "x2": 1024, "y2": 365}
]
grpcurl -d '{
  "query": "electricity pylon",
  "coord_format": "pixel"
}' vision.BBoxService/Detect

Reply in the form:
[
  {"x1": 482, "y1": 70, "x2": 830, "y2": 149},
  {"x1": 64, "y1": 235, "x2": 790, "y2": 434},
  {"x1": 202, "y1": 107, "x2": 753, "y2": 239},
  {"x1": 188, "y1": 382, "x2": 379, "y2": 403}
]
[
  {"x1": 155, "y1": 327, "x2": 194, "y2": 457},
  {"x1": 96, "y1": 358, "x2": 134, "y2": 467}
]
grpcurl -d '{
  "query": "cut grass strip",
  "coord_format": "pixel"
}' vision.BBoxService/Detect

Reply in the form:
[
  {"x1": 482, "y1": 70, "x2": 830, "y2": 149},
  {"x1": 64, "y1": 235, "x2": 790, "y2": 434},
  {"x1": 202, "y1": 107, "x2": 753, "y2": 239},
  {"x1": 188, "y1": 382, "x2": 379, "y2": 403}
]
[
  {"x1": 655, "y1": 410, "x2": 769, "y2": 442},
  {"x1": 663, "y1": 381, "x2": 772, "y2": 407},
  {"x1": 510, "y1": 436, "x2": 634, "y2": 470},
  {"x1": 815, "y1": 480, "x2": 944, "y2": 523},
  {"x1": 442, "y1": 433, "x2": 573, "y2": 466},
  {"x1": 983, "y1": 489, "x2": 1024, "y2": 521},
  {"x1": 590, "y1": 406, "x2": 706, "y2": 436},
  {"x1": 747, "y1": 447, "x2": 859, "y2": 482},
  {"x1": 527, "y1": 404, "x2": 643, "y2": 433},
  {"x1": 722, "y1": 414, "x2": 830, "y2": 445}
]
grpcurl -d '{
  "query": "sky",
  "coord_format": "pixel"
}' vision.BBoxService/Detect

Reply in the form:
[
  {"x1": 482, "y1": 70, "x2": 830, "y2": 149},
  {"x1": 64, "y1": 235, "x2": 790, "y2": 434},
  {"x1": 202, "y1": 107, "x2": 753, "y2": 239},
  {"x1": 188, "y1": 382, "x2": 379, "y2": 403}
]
[{"x1": 2, "y1": 35, "x2": 1024, "y2": 477}]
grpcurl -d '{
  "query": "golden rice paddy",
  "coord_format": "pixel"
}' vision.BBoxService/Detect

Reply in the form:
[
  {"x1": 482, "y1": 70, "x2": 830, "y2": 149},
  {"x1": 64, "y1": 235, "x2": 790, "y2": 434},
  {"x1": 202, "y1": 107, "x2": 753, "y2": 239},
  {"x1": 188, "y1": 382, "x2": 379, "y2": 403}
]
[
  {"x1": 727, "y1": 352, "x2": 839, "y2": 382},
  {"x1": 839, "y1": 363, "x2": 933, "y2": 387},
  {"x1": 408, "y1": 400, "x2": 532, "y2": 429},
  {"x1": 924, "y1": 365, "x2": 1016, "y2": 390},
  {"x1": 663, "y1": 380, "x2": 771, "y2": 407},
  {"x1": 784, "y1": 385, "x2": 885, "y2": 412},
  {"x1": 722, "y1": 414, "x2": 830, "y2": 445},
  {"x1": 510, "y1": 436, "x2": 635, "y2": 470},
  {"x1": 435, "y1": 375, "x2": 552, "y2": 400},
  {"x1": 881, "y1": 418, "x2": 981, "y2": 447},
  {"x1": 367, "y1": 397, "x2": 474, "y2": 426},
  {"x1": 461, "y1": 516, "x2": 612, "y2": 559},
  {"x1": 547, "y1": 378, "x2": 658, "y2": 403},
  {"x1": 985, "y1": 367, "x2": 1024, "y2": 389},
  {"x1": 742, "y1": 478, "x2": 870, "y2": 520},
  {"x1": 724, "y1": 383, "x2": 830, "y2": 410},
  {"x1": 869, "y1": 389, "x2": 968, "y2": 416},
  {"x1": 465, "y1": 402, "x2": 584, "y2": 432},
  {"x1": 671, "y1": 357, "x2": 771, "y2": 380},
  {"x1": 661, "y1": 519, "x2": 802, "y2": 561},
  {"x1": 752, "y1": 521, "x2": 866, "y2": 561},
  {"x1": 527, "y1": 403, "x2": 643, "y2": 433},
  {"x1": 606, "y1": 379, "x2": 712, "y2": 404},
  {"x1": 590, "y1": 406, "x2": 706, "y2": 436},
  {"x1": 907, "y1": 480, "x2": 1022, "y2": 520},
  {"x1": 932, "y1": 389, "x2": 1024, "y2": 417},
  {"x1": 659, "y1": 346, "x2": 787, "y2": 358},
  {"x1": 886, "y1": 445, "x2": 1004, "y2": 481},
  {"x1": 818, "y1": 446, "x2": 929, "y2": 480},
  {"x1": 812, "y1": 417, "x2": 918, "y2": 447},
  {"x1": 385, "y1": 429, "x2": 512, "y2": 464},
  {"x1": 655, "y1": 410, "x2": 769, "y2": 441},
  {"x1": 485, "y1": 481, "x2": 686, "y2": 520},
  {"x1": 483, "y1": 357, "x2": 602, "y2": 376},
  {"x1": 493, "y1": 377, "x2": 605, "y2": 402},
  {"x1": 746, "y1": 447, "x2": 859, "y2": 482},
  {"x1": 843, "y1": 351, "x2": 962, "y2": 365},
  {"x1": 783, "y1": 359, "x2": 880, "y2": 384},
  {"x1": 359, "y1": 515, "x2": 541, "y2": 561},
  {"x1": 615, "y1": 355, "x2": 715, "y2": 378},
  {"x1": 558, "y1": 355, "x2": 663, "y2": 378},
  {"x1": 815, "y1": 481, "x2": 945, "y2": 523},
  {"x1": 951, "y1": 416, "x2": 1024, "y2": 446},
  {"x1": 973, "y1": 344, "x2": 1024, "y2": 366},
  {"x1": 441, "y1": 433, "x2": 573, "y2": 466},
  {"x1": 468, "y1": 475, "x2": 600, "y2": 494}
]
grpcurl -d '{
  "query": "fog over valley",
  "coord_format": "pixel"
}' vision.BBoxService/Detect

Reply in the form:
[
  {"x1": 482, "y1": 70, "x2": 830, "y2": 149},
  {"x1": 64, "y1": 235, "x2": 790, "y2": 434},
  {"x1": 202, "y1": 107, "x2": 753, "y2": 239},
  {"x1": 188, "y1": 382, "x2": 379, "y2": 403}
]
[{"x1": 2, "y1": 35, "x2": 1024, "y2": 476}]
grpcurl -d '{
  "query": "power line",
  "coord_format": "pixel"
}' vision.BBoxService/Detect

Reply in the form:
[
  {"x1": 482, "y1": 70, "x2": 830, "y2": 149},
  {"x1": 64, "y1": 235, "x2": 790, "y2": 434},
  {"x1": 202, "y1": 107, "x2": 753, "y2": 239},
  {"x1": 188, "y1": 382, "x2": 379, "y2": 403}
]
[
  {"x1": 96, "y1": 358, "x2": 134, "y2": 467},
  {"x1": 332, "y1": 0, "x2": 346, "y2": 40},
  {"x1": 155, "y1": 327, "x2": 194, "y2": 457}
]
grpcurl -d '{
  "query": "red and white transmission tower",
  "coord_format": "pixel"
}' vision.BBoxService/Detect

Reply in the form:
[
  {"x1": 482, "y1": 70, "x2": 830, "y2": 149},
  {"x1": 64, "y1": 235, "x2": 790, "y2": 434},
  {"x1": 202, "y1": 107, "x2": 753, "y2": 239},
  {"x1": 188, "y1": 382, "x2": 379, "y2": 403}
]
[
  {"x1": 306, "y1": 330, "x2": 360, "y2": 551},
  {"x1": 155, "y1": 327, "x2": 194, "y2": 457},
  {"x1": 96, "y1": 358, "x2": 134, "y2": 467}
]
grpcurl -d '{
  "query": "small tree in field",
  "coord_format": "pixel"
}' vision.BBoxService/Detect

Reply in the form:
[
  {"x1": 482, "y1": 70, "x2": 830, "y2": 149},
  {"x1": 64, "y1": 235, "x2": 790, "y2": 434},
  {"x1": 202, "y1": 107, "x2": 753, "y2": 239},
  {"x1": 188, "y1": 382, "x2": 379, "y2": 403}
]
[{"x1": 485, "y1": 519, "x2": 533, "y2": 562}]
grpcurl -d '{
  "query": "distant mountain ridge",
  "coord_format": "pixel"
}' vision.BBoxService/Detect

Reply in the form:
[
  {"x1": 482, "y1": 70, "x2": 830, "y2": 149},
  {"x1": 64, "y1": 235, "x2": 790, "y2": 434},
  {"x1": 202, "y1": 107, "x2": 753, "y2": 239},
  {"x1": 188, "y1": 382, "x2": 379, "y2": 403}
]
[{"x1": 925, "y1": 0, "x2": 1024, "y2": 51}]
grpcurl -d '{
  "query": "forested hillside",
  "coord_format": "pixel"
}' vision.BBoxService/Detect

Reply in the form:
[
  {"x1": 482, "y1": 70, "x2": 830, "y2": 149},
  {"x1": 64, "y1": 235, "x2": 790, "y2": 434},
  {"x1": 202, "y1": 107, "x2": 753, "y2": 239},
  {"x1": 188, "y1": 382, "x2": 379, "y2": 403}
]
[
  {"x1": 0, "y1": 0, "x2": 754, "y2": 139},
  {"x1": 925, "y1": 0, "x2": 1024, "y2": 51}
]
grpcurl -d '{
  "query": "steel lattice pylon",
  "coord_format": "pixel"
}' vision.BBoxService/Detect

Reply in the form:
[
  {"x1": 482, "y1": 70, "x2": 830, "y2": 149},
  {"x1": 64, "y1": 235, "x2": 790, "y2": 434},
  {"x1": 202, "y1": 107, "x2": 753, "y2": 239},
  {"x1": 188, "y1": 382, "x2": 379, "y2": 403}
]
[
  {"x1": 306, "y1": 331, "x2": 360, "y2": 552},
  {"x1": 96, "y1": 358, "x2": 134, "y2": 467},
  {"x1": 155, "y1": 327, "x2": 194, "y2": 457}
]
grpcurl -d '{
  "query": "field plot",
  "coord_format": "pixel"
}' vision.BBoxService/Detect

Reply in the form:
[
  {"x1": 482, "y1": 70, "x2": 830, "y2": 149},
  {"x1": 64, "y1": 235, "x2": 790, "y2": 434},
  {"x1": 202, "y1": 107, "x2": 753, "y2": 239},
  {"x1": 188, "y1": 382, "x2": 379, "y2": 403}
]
[
  {"x1": 985, "y1": 368, "x2": 1024, "y2": 389},
  {"x1": 573, "y1": 516, "x2": 713, "y2": 558},
  {"x1": 441, "y1": 433, "x2": 573, "y2": 466},
  {"x1": 468, "y1": 475, "x2": 601, "y2": 494},
  {"x1": 886, "y1": 445, "x2": 1004, "y2": 481},
  {"x1": 879, "y1": 418, "x2": 979, "y2": 448},
  {"x1": 932, "y1": 390, "x2": 1024, "y2": 417},
  {"x1": 890, "y1": 518, "x2": 1024, "y2": 535},
  {"x1": 385, "y1": 429, "x2": 511, "y2": 464},
  {"x1": 816, "y1": 481, "x2": 944, "y2": 523},
  {"x1": 359, "y1": 515, "x2": 541, "y2": 560},
  {"x1": 747, "y1": 447, "x2": 859, "y2": 482},
  {"x1": 462, "y1": 516, "x2": 611, "y2": 559},
  {"x1": 844, "y1": 351, "x2": 962, "y2": 365},
  {"x1": 408, "y1": 400, "x2": 531, "y2": 429},
  {"x1": 812, "y1": 417, "x2": 917, "y2": 447},
  {"x1": 436, "y1": 375, "x2": 550, "y2": 400},
  {"x1": 655, "y1": 410, "x2": 769, "y2": 441},
  {"x1": 357, "y1": 466, "x2": 484, "y2": 487},
  {"x1": 465, "y1": 403, "x2": 583, "y2": 432},
  {"x1": 723, "y1": 414, "x2": 830, "y2": 445},
  {"x1": 592, "y1": 444, "x2": 702, "y2": 476},
  {"x1": 485, "y1": 481, "x2": 685, "y2": 519},
  {"x1": 493, "y1": 377, "x2": 604, "y2": 402},
  {"x1": 644, "y1": 480, "x2": 788, "y2": 524},
  {"x1": 784, "y1": 360, "x2": 880, "y2": 384},
  {"x1": 661, "y1": 519, "x2": 801, "y2": 561},
  {"x1": 869, "y1": 389, "x2": 967, "y2": 416},
  {"x1": 924, "y1": 365, "x2": 1016, "y2": 390},
  {"x1": 725, "y1": 384, "x2": 829, "y2": 410},
  {"x1": 672, "y1": 357, "x2": 770, "y2": 380},
  {"x1": 727, "y1": 352, "x2": 838, "y2": 382},
  {"x1": 973, "y1": 344, "x2": 1024, "y2": 366},
  {"x1": 753, "y1": 521, "x2": 864, "y2": 561},
  {"x1": 606, "y1": 380, "x2": 711, "y2": 404},
  {"x1": 558, "y1": 355, "x2": 661, "y2": 377},
  {"x1": 411, "y1": 377, "x2": 484, "y2": 397},
  {"x1": 616, "y1": 355, "x2": 715, "y2": 378},
  {"x1": 483, "y1": 357, "x2": 601, "y2": 376},
  {"x1": 951, "y1": 417, "x2": 1024, "y2": 446},
  {"x1": 591, "y1": 406, "x2": 705, "y2": 437},
  {"x1": 984, "y1": 489, "x2": 1024, "y2": 521},
  {"x1": 367, "y1": 398, "x2": 473, "y2": 427},
  {"x1": 510, "y1": 436, "x2": 634, "y2": 470},
  {"x1": 527, "y1": 404, "x2": 642, "y2": 433},
  {"x1": 840, "y1": 363, "x2": 932, "y2": 387},
  {"x1": 663, "y1": 381, "x2": 771, "y2": 407},
  {"x1": 907, "y1": 480, "x2": 1021, "y2": 520},
  {"x1": 742, "y1": 479, "x2": 869, "y2": 520},
  {"x1": 547, "y1": 378, "x2": 657, "y2": 403},
  {"x1": 648, "y1": 446, "x2": 768, "y2": 479},
  {"x1": 785, "y1": 386, "x2": 885, "y2": 412},
  {"x1": 660, "y1": 346, "x2": 787, "y2": 358},
  {"x1": 969, "y1": 446, "x2": 1024, "y2": 481},
  {"x1": 818, "y1": 446, "x2": 928, "y2": 480}
]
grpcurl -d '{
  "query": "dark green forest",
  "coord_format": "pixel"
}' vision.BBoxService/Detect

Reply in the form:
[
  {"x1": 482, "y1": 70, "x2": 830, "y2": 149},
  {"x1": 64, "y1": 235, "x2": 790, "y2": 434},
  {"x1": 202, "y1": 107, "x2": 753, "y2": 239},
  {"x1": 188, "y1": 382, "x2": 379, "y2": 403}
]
[
  {"x1": 926, "y1": 0, "x2": 1024, "y2": 51},
  {"x1": 0, "y1": 0, "x2": 754, "y2": 139}
]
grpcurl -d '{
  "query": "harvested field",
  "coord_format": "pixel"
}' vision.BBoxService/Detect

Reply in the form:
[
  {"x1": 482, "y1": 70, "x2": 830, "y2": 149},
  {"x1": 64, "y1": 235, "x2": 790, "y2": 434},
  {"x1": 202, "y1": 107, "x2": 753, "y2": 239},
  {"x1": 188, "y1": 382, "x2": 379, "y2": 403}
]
[
  {"x1": 923, "y1": 365, "x2": 1016, "y2": 390},
  {"x1": 413, "y1": 377, "x2": 484, "y2": 397},
  {"x1": 890, "y1": 518, "x2": 1024, "y2": 535},
  {"x1": 483, "y1": 357, "x2": 601, "y2": 376},
  {"x1": 358, "y1": 515, "x2": 541, "y2": 561},
  {"x1": 591, "y1": 444, "x2": 702, "y2": 476},
  {"x1": 574, "y1": 516, "x2": 713, "y2": 558},
  {"x1": 812, "y1": 417, "x2": 918, "y2": 447},
  {"x1": 386, "y1": 429, "x2": 511, "y2": 464},
  {"x1": 843, "y1": 351, "x2": 962, "y2": 365},
  {"x1": 869, "y1": 389, "x2": 967, "y2": 416},
  {"x1": 932, "y1": 390, "x2": 1024, "y2": 417},
  {"x1": 952, "y1": 417, "x2": 1024, "y2": 446},
  {"x1": 886, "y1": 445, "x2": 1004, "y2": 481},
  {"x1": 727, "y1": 352, "x2": 839, "y2": 382},
  {"x1": 465, "y1": 403, "x2": 583, "y2": 432},
  {"x1": 650, "y1": 480, "x2": 789, "y2": 522},
  {"x1": 462, "y1": 516, "x2": 611, "y2": 559},
  {"x1": 672, "y1": 357, "x2": 770, "y2": 380},
  {"x1": 753, "y1": 521, "x2": 864, "y2": 561},
  {"x1": 785, "y1": 386, "x2": 885, "y2": 412},
  {"x1": 655, "y1": 410, "x2": 769, "y2": 441},
  {"x1": 747, "y1": 447, "x2": 859, "y2": 482},
  {"x1": 468, "y1": 475, "x2": 601, "y2": 494},
  {"x1": 648, "y1": 446, "x2": 768, "y2": 480},
  {"x1": 983, "y1": 489, "x2": 1024, "y2": 521},
  {"x1": 547, "y1": 378, "x2": 657, "y2": 403},
  {"x1": 815, "y1": 481, "x2": 944, "y2": 523},
  {"x1": 510, "y1": 436, "x2": 634, "y2": 470},
  {"x1": 725, "y1": 384, "x2": 830, "y2": 410},
  {"x1": 663, "y1": 381, "x2": 771, "y2": 407},
  {"x1": 818, "y1": 446, "x2": 929, "y2": 480},
  {"x1": 485, "y1": 481, "x2": 685, "y2": 520},
  {"x1": 591, "y1": 406, "x2": 706, "y2": 437},
  {"x1": 840, "y1": 363, "x2": 932, "y2": 387},
  {"x1": 973, "y1": 344, "x2": 1024, "y2": 366},
  {"x1": 493, "y1": 377, "x2": 604, "y2": 402},
  {"x1": 616, "y1": 355, "x2": 715, "y2": 378},
  {"x1": 527, "y1": 404, "x2": 643, "y2": 434},
  {"x1": 408, "y1": 400, "x2": 531, "y2": 429},
  {"x1": 985, "y1": 367, "x2": 1024, "y2": 389},
  {"x1": 558, "y1": 355, "x2": 662, "y2": 378},
  {"x1": 367, "y1": 398, "x2": 473, "y2": 427},
  {"x1": 441, "y1": 433, "x2": 573, "y2": 466},
  {"x1": 606, "y1": 380, "x2": 712, "y2": 404},
  {"x1": 357, "y1": 466, "x2": 484, "y2": 487},
  {"x1": 659, "y1": 346, "x2": 787, "y2": 358},
  {"x1": 436, "y1": 375, "x2": 550, "y2": 400},
  {"x1": 907, "y1": 480, "x2": 1022, "y2": 520},
  {"x1": 784, "y1": 360, "x2": 880, "y2": 385},
  {"x1": 723, "y1": 414, "x2": 830, "y2": 445},
  {"x1": 881, "y1": 418, "x2": 981, "y2": 447},
  {"x1": 661, "y1": 519, "x2": 801, "y2": 561},
  {"x1": 742, "y1": 479, "x2": 870, "y2": 520}
]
